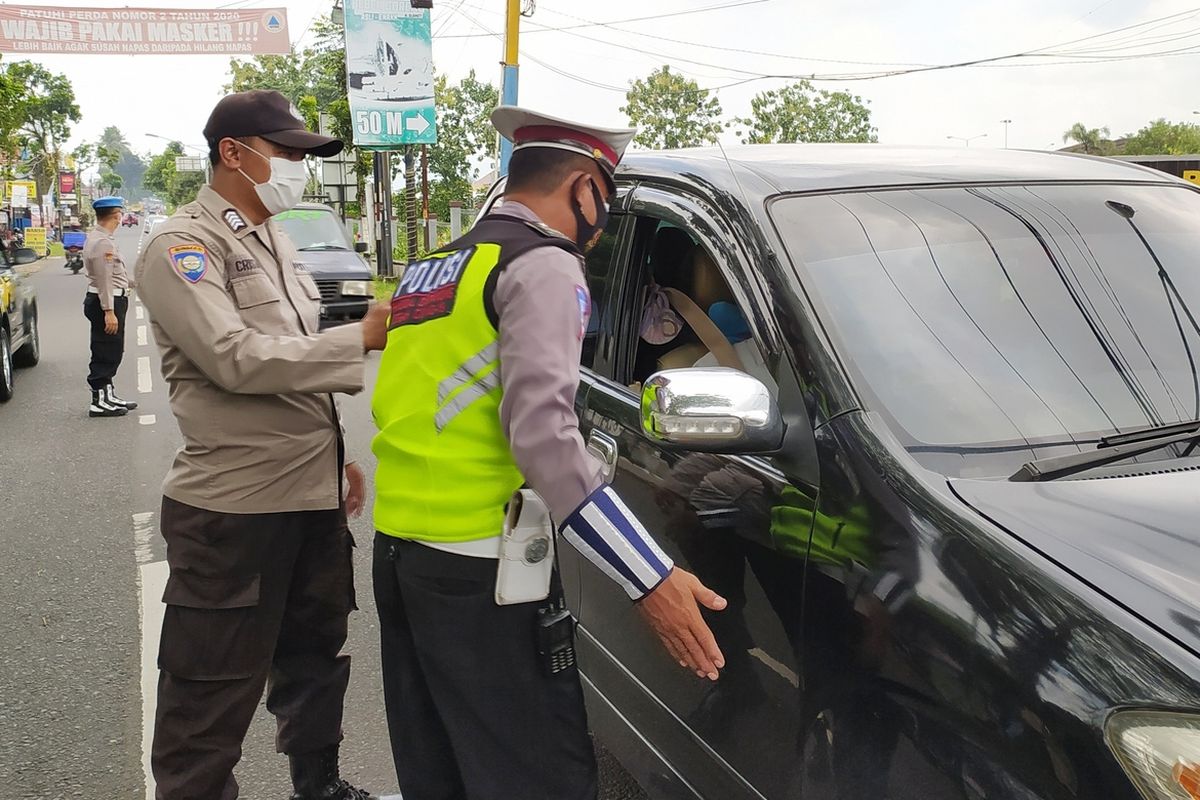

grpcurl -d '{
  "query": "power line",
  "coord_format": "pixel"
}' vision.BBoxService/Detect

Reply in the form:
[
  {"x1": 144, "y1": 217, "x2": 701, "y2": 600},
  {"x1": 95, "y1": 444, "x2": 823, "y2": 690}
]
[{"x1": 436, "y1": 0, "x2": 771, "y2": 39}]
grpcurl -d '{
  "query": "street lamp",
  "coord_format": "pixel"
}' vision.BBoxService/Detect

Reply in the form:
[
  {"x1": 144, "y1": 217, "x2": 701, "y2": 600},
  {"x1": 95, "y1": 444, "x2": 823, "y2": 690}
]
[
  {"x1": 1000, "y1": 119, "x2": 1012, "y2": 149},
  {"x1": 947, "y1": 133, "x2": 988, "y2": 147}
]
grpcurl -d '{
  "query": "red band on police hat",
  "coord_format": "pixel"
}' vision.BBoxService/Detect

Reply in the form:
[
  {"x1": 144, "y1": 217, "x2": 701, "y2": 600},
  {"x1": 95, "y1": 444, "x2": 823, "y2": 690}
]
[{"x1": 514, "y1": 125, "x2": 618, "y2": 166}]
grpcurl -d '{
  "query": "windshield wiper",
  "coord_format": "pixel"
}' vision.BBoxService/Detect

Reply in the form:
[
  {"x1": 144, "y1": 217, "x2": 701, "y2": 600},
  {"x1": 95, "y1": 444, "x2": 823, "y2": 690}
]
[{"x1": 1010, "y1": 420, "x2": 1200, "y2": 481}]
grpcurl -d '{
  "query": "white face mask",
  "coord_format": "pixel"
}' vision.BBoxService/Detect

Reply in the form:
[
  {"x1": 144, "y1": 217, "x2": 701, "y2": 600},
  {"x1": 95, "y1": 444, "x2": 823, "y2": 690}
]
[{"x1": 236, "y1": 142, "x2": 307, "y2": 215}]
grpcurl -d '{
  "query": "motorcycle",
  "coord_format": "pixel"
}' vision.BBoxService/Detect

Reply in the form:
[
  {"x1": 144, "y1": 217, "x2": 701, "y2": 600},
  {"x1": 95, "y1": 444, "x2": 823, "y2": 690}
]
[{"x1": 62, "y1": 230, "x2": 86, "y2": 274}]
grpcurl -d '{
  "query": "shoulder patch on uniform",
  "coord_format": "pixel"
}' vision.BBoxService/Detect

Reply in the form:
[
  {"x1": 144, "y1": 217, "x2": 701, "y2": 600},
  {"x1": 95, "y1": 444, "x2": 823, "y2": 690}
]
[
  {"x1": 576, "y1": 285, "x2": 591, "y2": 340},
  {"x1": 168, "y1": 244, "x2": 209, "y2": 284},
  {"x1": 223, "y1": 209, "x2": 247, "y2": 233}
]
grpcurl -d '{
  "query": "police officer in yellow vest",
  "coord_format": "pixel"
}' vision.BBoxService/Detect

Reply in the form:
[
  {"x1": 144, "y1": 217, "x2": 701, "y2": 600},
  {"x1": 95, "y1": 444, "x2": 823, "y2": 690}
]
[{"x1": 371, "y1": 107, "x2": 729, "y2": 799}]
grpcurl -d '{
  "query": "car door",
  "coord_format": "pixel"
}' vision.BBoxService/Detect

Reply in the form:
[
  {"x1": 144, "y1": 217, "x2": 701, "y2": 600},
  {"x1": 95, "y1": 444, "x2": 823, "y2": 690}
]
[{"x1": 573, "y1": 184, "x2": 820, "y2": 799}]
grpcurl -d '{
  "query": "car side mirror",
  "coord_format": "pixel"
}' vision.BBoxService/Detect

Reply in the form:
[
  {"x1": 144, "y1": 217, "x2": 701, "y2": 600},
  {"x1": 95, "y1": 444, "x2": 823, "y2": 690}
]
[
  {"x1": 13, "y1": 247, "x2": 38, "y2": 265},
  {"x1": 640, "y1": 368, "x2": 784, "y2": 453},
  {"x1": 354, "y1": 242, "x2": 369, "y2": 253}
]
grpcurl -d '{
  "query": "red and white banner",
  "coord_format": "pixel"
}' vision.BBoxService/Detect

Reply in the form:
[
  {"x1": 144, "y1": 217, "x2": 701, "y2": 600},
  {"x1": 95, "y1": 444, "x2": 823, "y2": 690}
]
[{"x1": 0, "y1": 5, "x2": 290, "y2": 55}]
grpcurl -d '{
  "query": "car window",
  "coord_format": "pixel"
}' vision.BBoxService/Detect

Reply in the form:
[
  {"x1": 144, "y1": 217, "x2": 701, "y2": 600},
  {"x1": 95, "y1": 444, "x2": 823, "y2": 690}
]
[
  {"x1": 772, "y1": 183, "x2": 1200, "y2": 460},
  {"x1": 616, "y1": 215, "x2": 774, "y2": 395},
  {"x1": 580, "y1": 220, "x2": 622, "y2": 371}
]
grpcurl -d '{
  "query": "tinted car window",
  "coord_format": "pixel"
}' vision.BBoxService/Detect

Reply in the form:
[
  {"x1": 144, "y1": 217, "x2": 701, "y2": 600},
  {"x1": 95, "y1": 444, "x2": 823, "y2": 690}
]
[
  {"x1": 774, "y1": 183, "x2": 1200, "y2": 459},
  {"x1": 274, "y1": 208, "x2": 353, "y2": 251},
  {"x1": 581, "y1": 224, "x2": 620, "y2": 371}
]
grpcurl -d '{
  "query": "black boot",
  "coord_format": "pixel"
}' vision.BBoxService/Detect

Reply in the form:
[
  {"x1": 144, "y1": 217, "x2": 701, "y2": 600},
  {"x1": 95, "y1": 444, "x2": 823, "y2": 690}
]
[
  {"x1": 89, "y1": 388, "x2": 128, "y2": 418},
  {"x1": 288, "y1": 745, "x2": 375, "y2": 800}
]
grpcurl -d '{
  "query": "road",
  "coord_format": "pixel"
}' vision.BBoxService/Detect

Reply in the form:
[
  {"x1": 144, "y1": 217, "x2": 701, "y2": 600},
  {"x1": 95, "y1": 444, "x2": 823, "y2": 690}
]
[{"x1": 0, "y1": 226, "x2": 647, "y2": 799}]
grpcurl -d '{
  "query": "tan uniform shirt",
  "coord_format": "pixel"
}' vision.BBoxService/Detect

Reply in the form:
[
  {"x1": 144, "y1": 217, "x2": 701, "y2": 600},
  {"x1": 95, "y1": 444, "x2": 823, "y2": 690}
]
[
  {"x1": 491, "y1": 202, "x2": 606, "y2": 523},
  {"x1": 83, "y1": 226, "x2": 129, "y2": 311},
  {"x1": 135, "y1": 185, "x2": 365, "y2": 514}
]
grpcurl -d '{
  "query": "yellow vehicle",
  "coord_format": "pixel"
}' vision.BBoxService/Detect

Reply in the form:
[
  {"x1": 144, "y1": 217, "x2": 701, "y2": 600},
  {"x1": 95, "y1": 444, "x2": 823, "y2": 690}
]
[{"x1": 0, "y1": 246, "x2": 41, "y2": 402}]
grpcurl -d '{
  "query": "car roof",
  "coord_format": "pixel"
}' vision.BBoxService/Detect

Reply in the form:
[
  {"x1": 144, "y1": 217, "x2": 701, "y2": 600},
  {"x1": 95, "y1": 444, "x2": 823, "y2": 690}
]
[{"x1": 618, "y1": 144, "x2": 1182, "y2": 196}]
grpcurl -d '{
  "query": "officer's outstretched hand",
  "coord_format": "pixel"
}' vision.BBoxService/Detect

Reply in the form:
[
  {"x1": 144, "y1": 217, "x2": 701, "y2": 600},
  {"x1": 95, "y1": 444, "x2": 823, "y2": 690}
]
[
  {"x1": 637, "y1": 568, "x2": 727, "y2": 681},
  {"x1": 361, "y1": 302, "x2": 390, "y2": 352}
]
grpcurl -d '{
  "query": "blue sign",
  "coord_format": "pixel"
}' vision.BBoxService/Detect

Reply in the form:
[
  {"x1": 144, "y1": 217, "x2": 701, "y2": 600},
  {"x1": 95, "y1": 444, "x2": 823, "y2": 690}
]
[{"x1": 343, "y1": 0, "x2": 436, "y2": 148}]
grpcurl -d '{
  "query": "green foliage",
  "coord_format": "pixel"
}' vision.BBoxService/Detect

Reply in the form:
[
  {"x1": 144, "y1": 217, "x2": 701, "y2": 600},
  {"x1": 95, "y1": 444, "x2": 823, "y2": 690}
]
[
  {"x1": 143, "y1": 141, "x2": 203, "y2": 210},
  {"x1": 427, "y1": 70, "x2": 498, "y2": 222},
  {"x1": 2, "y1": 60, "x2": 80, "y2": 194},
  {"x1": 622, "y1": 66, "x2": 724, "y2": 149},
  {"x1": 1062, "y1": 122, "x2": 1115, "y2": 155},
  {"x1": 734, "y1": 81, "x2": 877, "y2": 144},
  {"x1": 1123, "y1": 118, "x2": 1200, "y2": 156},
  {"x1": 99, "y1": 171, "x2": 123, "y2": 194}
]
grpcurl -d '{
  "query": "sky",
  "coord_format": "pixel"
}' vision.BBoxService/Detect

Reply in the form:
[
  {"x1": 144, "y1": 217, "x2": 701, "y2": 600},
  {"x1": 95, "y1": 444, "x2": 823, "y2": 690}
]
[{"x1": 13, "y1": 0, "x2": 1200, "y2": 165}]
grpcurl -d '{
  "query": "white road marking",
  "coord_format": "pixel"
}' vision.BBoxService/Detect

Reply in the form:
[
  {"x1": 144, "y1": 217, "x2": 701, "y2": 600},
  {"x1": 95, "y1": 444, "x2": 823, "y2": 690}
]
[
  {"x1": 749, "y1": 647, "x2": 799, "y2": 689},
  {"x1": 137, "y1": 356, "x2": 152, "y2": 394},
  {"x1": 137, "y1": 325, "x2": 147, "y2": 346},
  {"x1": 138, "y1": 558, "x2": 168, "y2": 800},
  {"x1": 138, "y1": 414, "x2": 156, "y2": 426},
  {"x1": 135, "y1": 304, "x2": 144, "y2": 320}
]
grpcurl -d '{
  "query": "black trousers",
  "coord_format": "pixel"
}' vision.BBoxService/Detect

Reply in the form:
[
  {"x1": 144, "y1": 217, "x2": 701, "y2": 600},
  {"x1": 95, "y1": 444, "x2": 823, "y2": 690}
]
[
  {"x1": 152, "y1": 497, "x2": 357, "y2": 800},
  {"x1": 83, "y1": 293, "x2": 127, "y2": 390},
  {"x1": 372, "y1": 533, "x2": 597, "y2": 800}
]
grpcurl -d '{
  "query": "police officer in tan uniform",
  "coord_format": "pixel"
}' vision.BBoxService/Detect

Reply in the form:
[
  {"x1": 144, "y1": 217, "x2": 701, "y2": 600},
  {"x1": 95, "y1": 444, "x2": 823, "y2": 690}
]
[
  {"x1": 135, "y1": 90, "x2": 389, "y2": 800},
  {"x1": 83, "y1": 195, "x2": 137, "y2": 417}
]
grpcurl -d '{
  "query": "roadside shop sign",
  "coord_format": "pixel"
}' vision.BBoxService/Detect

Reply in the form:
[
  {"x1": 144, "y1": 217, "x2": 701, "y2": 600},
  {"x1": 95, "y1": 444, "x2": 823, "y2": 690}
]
[
  {"x1": 23, "y1": 226, "x2": 46, "y2": 255},
  {"x1": 10, "y1": 183, "x2": 29, "y2": 208},
  {"x1": 343, "y1": 0, "x2": 436, "y2": 148},
  {"x1": 58, "y1": 171, "x2": 76, "y2": 198},
  {"x1": 0, "y1": 5, "x2": 290, "y2": 55},
  {"x1": 175, "y1": 156, "x2": 208, "y2": 173}
]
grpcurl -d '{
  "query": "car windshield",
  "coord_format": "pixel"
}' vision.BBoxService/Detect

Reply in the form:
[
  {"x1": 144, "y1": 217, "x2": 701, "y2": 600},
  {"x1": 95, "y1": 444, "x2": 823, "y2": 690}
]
[
  {"x1": 274, "y1": 208, "x2": 352, "y2": 251},
  {"x1": 773, "y1": 183, "x2": 1200, "y2": 472}
]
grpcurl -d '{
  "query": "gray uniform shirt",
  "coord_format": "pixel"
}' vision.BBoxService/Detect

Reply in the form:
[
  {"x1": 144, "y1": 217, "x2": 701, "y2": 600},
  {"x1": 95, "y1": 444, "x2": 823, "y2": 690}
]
[
  {"x1": 135, "y1": 185, "x2": 364, "y2": 514},
  {"x1": 83, "y1": 226, "x2": 130, "y2": 310},
  {"x1": 492, "y1": 201, "x2": 606, "y2": 523}
]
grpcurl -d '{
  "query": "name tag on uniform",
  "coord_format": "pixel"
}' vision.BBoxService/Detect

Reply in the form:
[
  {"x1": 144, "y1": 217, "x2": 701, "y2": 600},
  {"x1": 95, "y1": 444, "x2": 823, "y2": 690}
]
[{"x1": 389, "y1": 246, "x2": 477, "y2": 329}]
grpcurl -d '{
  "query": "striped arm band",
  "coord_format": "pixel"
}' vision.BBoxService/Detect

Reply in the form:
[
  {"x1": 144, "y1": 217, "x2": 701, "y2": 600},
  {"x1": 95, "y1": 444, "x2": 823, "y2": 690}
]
[{"x1": 560, "y1": 485, "x2": 674, "y2": 600}]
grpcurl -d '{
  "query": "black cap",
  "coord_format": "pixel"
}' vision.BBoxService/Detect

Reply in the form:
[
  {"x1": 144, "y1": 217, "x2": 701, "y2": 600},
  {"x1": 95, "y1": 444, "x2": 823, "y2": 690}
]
[{"x1": 203, "y1": 89, "x2": 344, "y2": 159}]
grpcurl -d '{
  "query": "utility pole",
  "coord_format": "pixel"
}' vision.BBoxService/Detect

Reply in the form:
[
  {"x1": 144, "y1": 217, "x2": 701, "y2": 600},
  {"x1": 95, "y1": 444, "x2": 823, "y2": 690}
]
[
  {"x1": 1000, "y1": 119, "x2": 1012, "y2": 149},
  {"x1": 498, "y1": 0, "x2": 521, "y2": 175},
  {"x1": 404, "y1": 146, "x2": 419, "y2": 258},
  {"x1": 420, "y1": 144, "x2": 431, "y2": 252}
]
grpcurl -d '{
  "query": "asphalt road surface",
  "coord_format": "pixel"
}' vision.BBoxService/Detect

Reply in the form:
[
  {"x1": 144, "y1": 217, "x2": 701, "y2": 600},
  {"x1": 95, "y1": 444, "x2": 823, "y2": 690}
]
[{"x1": 1, "y1": 226, "x2": 647, "y2": 799}]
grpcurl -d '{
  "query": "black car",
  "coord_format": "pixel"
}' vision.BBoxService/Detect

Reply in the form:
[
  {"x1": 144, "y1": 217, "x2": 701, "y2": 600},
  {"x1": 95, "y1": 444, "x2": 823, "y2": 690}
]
[
  {"x1": 273, "y1": 203, "x2": 373, "y2": 327},
  {"x1": 0, "y1": 246, "x2": 41, "y2": 402},
  {"x1": 514, "y1": 146, "x2": 1200, "y2": 800}
]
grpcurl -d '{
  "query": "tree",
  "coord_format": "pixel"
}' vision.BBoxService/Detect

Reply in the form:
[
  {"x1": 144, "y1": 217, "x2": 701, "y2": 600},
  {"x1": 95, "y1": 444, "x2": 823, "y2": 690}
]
[
  {"x1": 1123, "y1": 118, "x2": 1200, "y2": 156},
  {"x1": 1062, "y1": 122, "x2": 1114, "y2": 155},
  {"x1": 427, "y1": 71, "x2": 498, "y2": 222},
  {"x1": 734, "y1": 81, "x2": 877, "y2": 144},
  {"x1": 143, "y1": 141, "x2": 203, "y2": 210},
  {"x1": 94, "y1": 126, "x2": 148, "y2": 198},
  {"x1": 3, "y1": 61, "x2": 80, "y2": 195},
  {"x1": 99, "y1": 171, "x2": 123, "y2": 196},
  {"x1": 622, "y1": 66, "x2": 723, "y2": 149}
]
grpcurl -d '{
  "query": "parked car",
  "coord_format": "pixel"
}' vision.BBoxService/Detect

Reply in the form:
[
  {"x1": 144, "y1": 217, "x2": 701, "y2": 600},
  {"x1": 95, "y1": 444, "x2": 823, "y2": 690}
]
[
  {"x1": 0, "y1": 246, "x2": 41, "y2": 401},
  {"x1": 273, "y1": 203, "x2": 372, "y2": 327},
  {"x1": 137, "y1": 214, "x2": 169, "y2": 257},
  {"x1": 484, "y1": 146, "x2": 1200, "y2": 800}
]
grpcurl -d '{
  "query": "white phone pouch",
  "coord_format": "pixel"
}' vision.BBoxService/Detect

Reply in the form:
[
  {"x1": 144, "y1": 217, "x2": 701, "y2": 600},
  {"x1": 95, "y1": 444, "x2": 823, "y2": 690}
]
[{"x1": 495, "y1": 489, "x2": 555, "y2": 606}]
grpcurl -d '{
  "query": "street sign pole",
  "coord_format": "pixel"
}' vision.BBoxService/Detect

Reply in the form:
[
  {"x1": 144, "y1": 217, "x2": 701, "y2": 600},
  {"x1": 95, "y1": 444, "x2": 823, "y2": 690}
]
[{"x1": 373, "y1": 151, "x2": 394, "y2": 278}]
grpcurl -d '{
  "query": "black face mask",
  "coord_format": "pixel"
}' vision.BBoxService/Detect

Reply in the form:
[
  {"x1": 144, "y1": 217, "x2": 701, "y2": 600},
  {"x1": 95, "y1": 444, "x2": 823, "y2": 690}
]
[{"x1": 571, "y1": 178, "x2": 608, "y2": 253}]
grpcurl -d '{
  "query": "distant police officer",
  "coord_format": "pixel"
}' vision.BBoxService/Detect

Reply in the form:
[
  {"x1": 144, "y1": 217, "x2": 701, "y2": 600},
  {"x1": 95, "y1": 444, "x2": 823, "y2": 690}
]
[
  {"x1": 135, "y1": 90, "x2": 389, "y2": 800},
  {"x1": 370, "y1": 107, "x2": 729, "y2": 800},
  {"x1": 83, "y1": 195, "x2": 137, "y2": 417}
]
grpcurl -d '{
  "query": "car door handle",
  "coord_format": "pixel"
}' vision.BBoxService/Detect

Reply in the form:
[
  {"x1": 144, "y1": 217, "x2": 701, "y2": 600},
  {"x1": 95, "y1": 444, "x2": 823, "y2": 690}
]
[{"x1": 586, "y1": 430, "x2": 619, "y2": 482}]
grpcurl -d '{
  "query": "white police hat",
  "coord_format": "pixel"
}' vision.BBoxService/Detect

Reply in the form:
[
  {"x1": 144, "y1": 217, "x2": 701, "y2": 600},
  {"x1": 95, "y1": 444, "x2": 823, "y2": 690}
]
[{"x1": 491, "y1": 106, "x2": 636, "y2": 192}]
